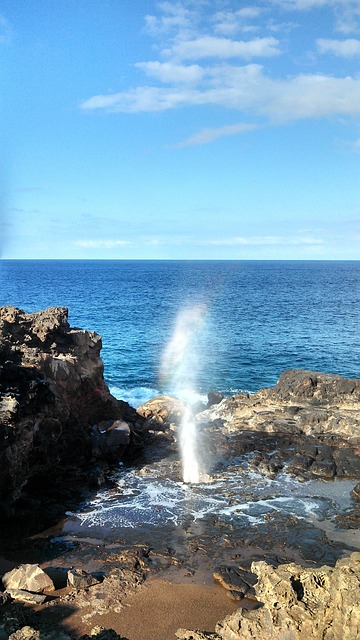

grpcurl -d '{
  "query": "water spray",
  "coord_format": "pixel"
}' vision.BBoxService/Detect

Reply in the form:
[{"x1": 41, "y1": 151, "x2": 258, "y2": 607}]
[{"x1": 161, "y1": 304, "x2": 206, "y2": 484}]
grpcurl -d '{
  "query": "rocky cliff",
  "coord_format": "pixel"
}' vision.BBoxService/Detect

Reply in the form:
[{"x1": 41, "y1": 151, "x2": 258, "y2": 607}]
[{"x1": 0, "y1": 306, "x2": 142, "y2": 517}]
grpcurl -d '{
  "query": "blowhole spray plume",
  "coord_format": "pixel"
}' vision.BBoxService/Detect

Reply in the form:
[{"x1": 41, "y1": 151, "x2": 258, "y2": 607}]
[{"x1": 161, "y1": 304, "x2": 207, "y2": 484}]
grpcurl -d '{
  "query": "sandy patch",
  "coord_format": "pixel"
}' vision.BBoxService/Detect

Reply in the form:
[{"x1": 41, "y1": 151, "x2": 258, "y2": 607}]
[{"x1": 73, "y1": 577, "x2": 239, "y2": 640}]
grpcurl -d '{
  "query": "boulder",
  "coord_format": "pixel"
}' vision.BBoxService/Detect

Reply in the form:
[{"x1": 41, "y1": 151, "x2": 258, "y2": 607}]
[
  {"x1": 213, "y1": 566, "x2": 257, "y2": 599},
  {"x1": 2, "y1": 564, "x2": 54, "y2": 593},
  {"x1": 207, "y1": 391, "x2": 224, "y2": 407},
  {"x1": 137, "y1": 395, "x2": 186, "y2": 431},
  {"x1": 92, "y1": 420, "x2": 131, "y2": 461},
  {"x1": 5, "y1": 589, "x2": 47, "y2": 605},
  {"x1": 67, "y1": 568, "x2": 101, "y2": 590}
]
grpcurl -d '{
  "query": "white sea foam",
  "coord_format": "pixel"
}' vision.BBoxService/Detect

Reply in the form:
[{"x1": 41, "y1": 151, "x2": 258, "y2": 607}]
[
  {"x1": 62, "y1": 466, "x2": 360, "y2": 541},
  {"x1": 109, "y1": 385, "x2": 159, "y2": 408}
]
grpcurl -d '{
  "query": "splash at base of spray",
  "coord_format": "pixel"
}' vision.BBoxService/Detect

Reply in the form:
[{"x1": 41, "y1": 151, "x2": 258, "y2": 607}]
[{"x1": 181, "y1": 406, "x2": 200, "y2": 484}]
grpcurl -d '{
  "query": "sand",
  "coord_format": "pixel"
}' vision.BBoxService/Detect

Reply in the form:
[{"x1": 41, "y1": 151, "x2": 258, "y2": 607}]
[{"x1": 86, "y1": 578, "x2": 239, "y2": 640}]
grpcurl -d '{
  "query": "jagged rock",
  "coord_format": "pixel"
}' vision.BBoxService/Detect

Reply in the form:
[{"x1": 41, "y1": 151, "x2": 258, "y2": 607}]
[
  {"x1": 310, "y1": 459, "x2": 336, "y2": 479},
  {"x1": 213, "y1": 566, "x2": 257, "y2": 598},
  {"x1": 176, "y1": 631, "x2": 220, "y2": 640},
  {"x1": 0, "y1": 591, "x2": 12, "y2": 605},
  {"x1": 137, "y1": 395, "x2": 186, "y2": 431},
  {"x1": 351, "y1": 482, "x2": 360, "y2": 501},
  {"x1": 212, "y1": 552, "x2": 360, "y2": 640},
  {"x1": 8, "y1": 627, "x2": 41, "y2": 640},
  {"x1": 207, "y1": 391, "x2": 224, "y2": 407},
  {"x1": 8, "y1": 627, "x2": 71, "y2": 640},
  {"x1": 92, "y1": 419, "x2": 131, "y2": 461},
  {"x1": 2, "y1": 564, "x2": 54, "y2": 593},
  {"x1": 0, "y1": 306, "x2": 143, "y2": 515},
  {"x1": 5, "y1": 590, "x2": 47, "y2": 605},
  {"x1": 67, "y1": 568, "x2": 101, "y2": 589}
]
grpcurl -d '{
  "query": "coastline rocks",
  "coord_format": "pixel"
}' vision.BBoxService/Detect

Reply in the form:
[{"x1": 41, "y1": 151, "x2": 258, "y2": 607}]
[
  {"x1": 178, "y1": 552, "x2": 360, "y2": 640},
  {"x1": 199, "y1": 370, "x2": 360, "y2": 440},
  {"x1": 197, "y1": 369, "x2": 360, "y2": 481},
  {"x1": 0, "y1": 306, "x2": 144, "y2": 516}
]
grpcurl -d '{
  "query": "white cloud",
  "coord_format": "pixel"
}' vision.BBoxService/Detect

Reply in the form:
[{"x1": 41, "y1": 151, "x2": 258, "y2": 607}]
[
  {"x1": 79, "y1": 0, "x2": 360, "y2": 127},
  {"x1": 75, "y1": 240, "x2": 132, "y2": 249},
  {"x1": 80, "y1": 66, "x2": 360, "y2": 121},
  {"x1": 175, "y1": 123, "x2": 258, "y2": 147},
  {"x1": 163, "y1": 36, "x2": 281, "y2": 60},
  {"x1": 271, "y1": 0, "x2": 330, "y2": 8},
  {"x1": 135, "y1": 61, "x2": 204, "y2": 84},
  {"x1": 317, "y1": 37, "x2": 360, "y2": 55},
  {"x1": 213, "y1": 8, "x2": 262, "y2": 36},
  {"x1": 144, "y1": 2, "x2": 196, "y2": 37},
  {"x1": 271, "y1": 0, "x2": 360, "y2": 32}
]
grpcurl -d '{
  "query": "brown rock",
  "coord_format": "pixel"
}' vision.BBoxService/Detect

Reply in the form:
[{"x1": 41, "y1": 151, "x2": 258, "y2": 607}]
[
  {"x1": 137, "y1": 395, "x2": 186, "y2": 431},
  {"x1": 212, "y1": 552, "x2": 360, "y2": 640},
  {"x1": 67, "y1": 568, "x2": 101, "y2": 590}
]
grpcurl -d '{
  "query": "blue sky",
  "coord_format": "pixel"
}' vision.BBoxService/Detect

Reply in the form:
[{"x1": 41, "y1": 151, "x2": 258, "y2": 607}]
[{"x1": 1, "y1": 0, "x2": 360, "y2": 259}]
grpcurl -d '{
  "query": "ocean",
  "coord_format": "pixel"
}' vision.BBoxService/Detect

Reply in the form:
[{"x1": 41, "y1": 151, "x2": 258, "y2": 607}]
[{"x1": 1, "y1": 260, "x2": 360, "y2": 407}]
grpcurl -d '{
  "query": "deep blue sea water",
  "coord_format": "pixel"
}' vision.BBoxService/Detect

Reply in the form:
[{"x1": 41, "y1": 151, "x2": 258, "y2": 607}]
[{"x1": 1, "y1": 260, "x2": 360, "y2": 407}]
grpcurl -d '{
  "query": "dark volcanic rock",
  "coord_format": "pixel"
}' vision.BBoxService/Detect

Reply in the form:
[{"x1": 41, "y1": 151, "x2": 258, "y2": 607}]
[{"x1": 0, "y1": 306, "x2": 144, "y2": 516}]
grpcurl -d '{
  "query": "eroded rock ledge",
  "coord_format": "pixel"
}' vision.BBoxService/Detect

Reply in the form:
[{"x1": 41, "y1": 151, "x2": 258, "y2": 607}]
[
  {"x1": 0, "y1": 306, "x2": 143, "y2": 517},
  {"x1": 177, "y1": 551, "x2": 360, "y2": 640},
  {"x1": 195, "y1": 369, "x2": 360, "y2": 482}
]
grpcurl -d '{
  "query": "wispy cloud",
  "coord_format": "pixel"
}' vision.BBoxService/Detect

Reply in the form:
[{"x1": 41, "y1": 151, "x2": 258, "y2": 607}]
[
  {"x1": 0, "y1": 15, "x2": 12, "y2": 45},
  {"x1": 162, "y1": 36, "x2": 281, "y2": 60},
  {"x1": 174, "y1": 123, "x2": 258, "y2": 147},
  {"x1": 79, "y1": 1, "x2": 360, "y2": 126},
  {"x1": 271, "y1": 0, "x2": 360, "y2": 33},
  {"x1": 136, "y1": 61, "x2": 204, "y2": 84},
  {"x1": 317, "y1": 37, "x2": 360, "y2": 55},
  {"x1": 80, "y1": 66, "x2": 360, "y2": 121},
  {"x1": 200, "y1": 235, "x2": 324, "y2": 246},
  {"x1": 75, "y1": 239, "x2": 133, "y2": 249}
]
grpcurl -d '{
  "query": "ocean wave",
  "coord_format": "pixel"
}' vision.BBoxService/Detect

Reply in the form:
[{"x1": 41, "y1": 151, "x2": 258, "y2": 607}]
[{"x1": 109, "y1": 385, "x2": 159, "y2": 408}]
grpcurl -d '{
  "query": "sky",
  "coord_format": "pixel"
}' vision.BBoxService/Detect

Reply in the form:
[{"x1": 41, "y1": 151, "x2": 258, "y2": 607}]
[{"x1": 1, "y1": 0, "x2": 360, "y2": 260}]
